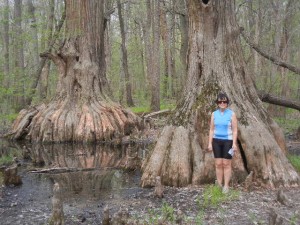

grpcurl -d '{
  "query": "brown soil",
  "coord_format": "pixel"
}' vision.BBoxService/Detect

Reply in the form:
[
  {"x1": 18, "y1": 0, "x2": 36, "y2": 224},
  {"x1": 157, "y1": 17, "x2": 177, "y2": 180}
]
[{"x1": 105, "y1": 184, "x2": 300, "y2": 225}]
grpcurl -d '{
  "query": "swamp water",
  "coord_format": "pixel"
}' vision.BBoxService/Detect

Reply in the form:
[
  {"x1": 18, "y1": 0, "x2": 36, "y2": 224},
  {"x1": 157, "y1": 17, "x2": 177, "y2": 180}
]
[{"x1": 0, "y1": 139, "x2": 152, "y2": 224}]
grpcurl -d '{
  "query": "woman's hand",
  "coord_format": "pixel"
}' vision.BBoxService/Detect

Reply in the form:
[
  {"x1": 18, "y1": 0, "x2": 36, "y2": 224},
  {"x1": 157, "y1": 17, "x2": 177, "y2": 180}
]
[
  {"x1": 232, "y1": 143, "x2": 237, "y2": 152},
  {"x1": 208, "y1": 144, "x2": 213, "y2": 152}
]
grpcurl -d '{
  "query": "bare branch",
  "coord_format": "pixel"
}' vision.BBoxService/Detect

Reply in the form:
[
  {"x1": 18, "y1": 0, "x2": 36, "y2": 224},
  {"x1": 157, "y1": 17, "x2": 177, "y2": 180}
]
[
  {"x1": 258, "y1": 91, "x2": 300, "y2": 111},
  {"x1": 240, "y1": 27, "x2": 300, "y2": 75},
  {"x1": 29, "y1": 8, "x2": 66, "y2": 104}
]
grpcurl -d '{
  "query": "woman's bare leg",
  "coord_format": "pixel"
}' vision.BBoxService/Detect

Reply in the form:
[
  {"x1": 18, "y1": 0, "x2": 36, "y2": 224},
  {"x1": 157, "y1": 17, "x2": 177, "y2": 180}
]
[
  {"x1": 215, "y1": 158, "x2": 224, "y2": 186},
  {"x1": 223, "y1": 159, "x2": 232, "y2": 188}
]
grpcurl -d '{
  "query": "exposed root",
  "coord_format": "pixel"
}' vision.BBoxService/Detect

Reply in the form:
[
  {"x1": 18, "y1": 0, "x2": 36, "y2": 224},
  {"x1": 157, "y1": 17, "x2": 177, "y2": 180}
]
[{"x1": 6, "y1": 100, "x2": 141, "y2": 143}]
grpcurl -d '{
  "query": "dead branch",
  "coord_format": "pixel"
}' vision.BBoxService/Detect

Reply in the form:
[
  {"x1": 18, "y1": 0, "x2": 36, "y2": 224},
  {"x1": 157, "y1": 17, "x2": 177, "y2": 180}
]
[
  {"x1": 28, "y1": 167, "x2": 113, "y2": 174},
  {"x1": 29, "y1": 8, "x2": 66, "y2": 103},
  {"x1": 143, "y1": 109, "x2": 171, "y2": 119},
  {"x1": 240, "y1": 27, "x2": 300, "y2": 75},
  {"x1": 258, "y1": 91, "x2": 300, "y2": 111}
]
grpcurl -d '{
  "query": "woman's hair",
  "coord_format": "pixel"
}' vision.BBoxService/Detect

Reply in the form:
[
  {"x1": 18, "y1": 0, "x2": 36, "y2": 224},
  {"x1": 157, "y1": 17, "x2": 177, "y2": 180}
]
[{"x1": 215, "y1": 92, "x2": 230, "y2": 104}]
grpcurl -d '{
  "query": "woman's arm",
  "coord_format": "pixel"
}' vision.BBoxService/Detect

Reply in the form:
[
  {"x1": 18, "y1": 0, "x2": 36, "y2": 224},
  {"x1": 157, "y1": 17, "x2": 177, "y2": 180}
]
[
  {"x1": 232, "y1": 113, "x2": 238, "y2": 150},
  {"x1": 208, "y1": 113, "x2": 214, "y2": 151}
]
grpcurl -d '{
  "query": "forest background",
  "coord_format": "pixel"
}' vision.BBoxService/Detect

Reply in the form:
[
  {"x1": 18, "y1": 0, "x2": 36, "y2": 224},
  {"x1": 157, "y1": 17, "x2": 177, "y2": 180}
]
[{"x1": 0, "y1": 0, "x2": 299, "y2": 135}]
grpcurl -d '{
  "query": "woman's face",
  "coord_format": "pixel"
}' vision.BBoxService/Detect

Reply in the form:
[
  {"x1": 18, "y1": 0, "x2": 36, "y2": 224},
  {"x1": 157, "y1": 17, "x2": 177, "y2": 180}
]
[{"x1": 217, "y1": 98, "x2": 228, "y2": 109}]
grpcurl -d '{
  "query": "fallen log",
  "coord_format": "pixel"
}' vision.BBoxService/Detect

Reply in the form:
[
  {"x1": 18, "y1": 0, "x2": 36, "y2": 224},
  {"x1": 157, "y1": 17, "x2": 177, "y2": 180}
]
[
  {"x1": 143, "y1": 109, "x2": 171, "y2": 119},
  {"x1": 28, "y1": 167, "x2": 114, "y2": 174}
]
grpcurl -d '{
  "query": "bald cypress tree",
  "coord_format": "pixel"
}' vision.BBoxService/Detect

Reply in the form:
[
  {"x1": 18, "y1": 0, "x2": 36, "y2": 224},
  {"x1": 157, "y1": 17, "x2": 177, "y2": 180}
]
[
  {"x1": 141, "y1": 0, "x2": 299, "y2": 188},
  {"x1": 7, "y1": 0, "x2": 140, "y2": 142}
]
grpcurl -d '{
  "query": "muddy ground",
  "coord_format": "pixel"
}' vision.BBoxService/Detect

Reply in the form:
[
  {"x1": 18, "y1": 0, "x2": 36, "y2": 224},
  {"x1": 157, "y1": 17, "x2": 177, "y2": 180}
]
[
  {"x1": 0, "y1": 170, "x2": 299, "y2": 225},
  {"x1": 0, "y1": 125, "x2": 299, "y2": 224}
]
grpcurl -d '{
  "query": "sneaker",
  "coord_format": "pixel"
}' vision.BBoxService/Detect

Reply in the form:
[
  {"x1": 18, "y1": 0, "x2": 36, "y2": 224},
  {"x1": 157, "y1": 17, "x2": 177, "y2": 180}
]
[{"x1": 222, "y1": 186, "x2": 229, "y2": 194}]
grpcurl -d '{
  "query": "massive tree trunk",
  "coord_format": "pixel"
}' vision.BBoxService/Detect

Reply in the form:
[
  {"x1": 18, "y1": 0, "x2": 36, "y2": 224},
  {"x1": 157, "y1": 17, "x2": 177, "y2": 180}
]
[
  {"x1": 7, "y1": 0, "x2": 141, "y2": 143},
  {"x1": 141, "y1": 0, "x2": 299, "y2": 188}
]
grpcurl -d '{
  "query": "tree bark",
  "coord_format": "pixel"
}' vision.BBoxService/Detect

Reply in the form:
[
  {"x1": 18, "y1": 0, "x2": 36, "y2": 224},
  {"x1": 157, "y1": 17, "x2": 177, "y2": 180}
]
[
  {"x1": 141, "y1": 0, "x2": 299, "y2": 188},
  {"x1": 7, "y1": 0, "x2": 141, "y2": 143}
]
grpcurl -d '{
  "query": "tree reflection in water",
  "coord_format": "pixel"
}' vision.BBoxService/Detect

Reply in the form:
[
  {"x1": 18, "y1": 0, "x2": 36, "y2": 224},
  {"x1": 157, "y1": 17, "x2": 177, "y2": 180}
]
[
  {"x1": 25, "y1": 143, "x2": 147, "y2": 199},
  {"x1": 0, "y1": 140, "x2": 152, "y2": 224}
]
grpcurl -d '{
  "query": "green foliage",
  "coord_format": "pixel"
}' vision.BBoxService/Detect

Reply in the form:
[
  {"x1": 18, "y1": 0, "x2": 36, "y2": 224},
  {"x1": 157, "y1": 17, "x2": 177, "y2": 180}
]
[
  {"x1": 287, "y1": 154, "x2": 300, "y2": 172},
  {"x1": 290, "y1": 212, "x2": 300, "y2": 225},
  {"x1": 161, "y1": 201, "x2": 176, "y2": 222},
  {"x1": 0, "y1": 113, "x2": 18, "y2": 123},
  {"x1": 129, "y1": 101, "x2": 175, "y2": 114},
  {"x1": 274, "y1": 117, "x2": 300, "y2": 134},
  {"x1": 0, "y1": 149, "x2": 22, "y2": 166},
  {"x1": 194, "y1": 209, "x2": 205, "y2": 225},
  {"x1": 129, "y1": 106, "x2": 150, "y2": 114},
  {"x1": 132, "y1": 185, "x2": 240, "y2": 224},
  {"x1": 0, "y1": 155, "x2": 13, "y2": 166}
]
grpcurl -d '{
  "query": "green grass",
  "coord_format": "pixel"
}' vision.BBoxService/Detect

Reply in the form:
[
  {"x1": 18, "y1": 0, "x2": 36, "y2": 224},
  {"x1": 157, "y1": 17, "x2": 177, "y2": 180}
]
[
  {"x1": 274, "y1": 117, "x2": 300, "y2": 135},
  {"x1": 129, "y1": 102, "x2": 176, "y2": 114},
  {"x1": 287, "y1": 154, "x2": 300, "y2": 172},
  {"x1": 129, "y1": 105, "x2": 150, "y2": 114},
  {"x1": 0, "y1": 148, "x2": 22, "y2": 166},
  {"x1": 198, "y1": 184, "x2": 240, "y2": 209},
  {"x1": 132, "y1": 185, "x2": 240, "y2": 224},
  {"x1": 0, "y1": 155, "x2": 14, "y2": 166}
]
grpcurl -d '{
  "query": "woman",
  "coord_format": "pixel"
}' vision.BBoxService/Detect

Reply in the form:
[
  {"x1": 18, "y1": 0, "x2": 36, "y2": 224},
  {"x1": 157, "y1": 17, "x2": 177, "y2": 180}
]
[{"x1": 208, "y1": 92, "x2": 238, "y2": 193}]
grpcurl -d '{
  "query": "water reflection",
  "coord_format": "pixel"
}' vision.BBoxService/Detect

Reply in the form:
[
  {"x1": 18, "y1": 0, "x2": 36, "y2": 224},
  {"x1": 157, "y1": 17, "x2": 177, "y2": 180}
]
[
  {"x1": 27, "y1": 142, "x2": 147, "y2": 196},
  {"x1": 0, "y1": 139, "x2": 151, "y2": 224}
]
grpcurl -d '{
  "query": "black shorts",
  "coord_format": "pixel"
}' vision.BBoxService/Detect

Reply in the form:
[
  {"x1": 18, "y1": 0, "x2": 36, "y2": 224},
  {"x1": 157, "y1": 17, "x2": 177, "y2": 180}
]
[{"x1": 212, "y1": 138, "x2": 233, "y2": 159}]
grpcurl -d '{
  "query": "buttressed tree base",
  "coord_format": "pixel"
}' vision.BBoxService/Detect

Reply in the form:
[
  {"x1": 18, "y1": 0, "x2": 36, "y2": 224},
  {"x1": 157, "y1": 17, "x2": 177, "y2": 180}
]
[
  {"x1": 6, "y1": 1, "x2": 141, "y2": 143},
  {"x1": 141, "y1": 0, "x2": 299, "y2": 188}
]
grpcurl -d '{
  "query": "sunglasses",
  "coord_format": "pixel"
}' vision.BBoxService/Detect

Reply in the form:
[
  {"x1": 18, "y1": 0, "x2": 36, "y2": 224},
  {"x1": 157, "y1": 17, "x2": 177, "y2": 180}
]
[{"x1": 217, "y1": 101, "x2": 228, "y2": 104}]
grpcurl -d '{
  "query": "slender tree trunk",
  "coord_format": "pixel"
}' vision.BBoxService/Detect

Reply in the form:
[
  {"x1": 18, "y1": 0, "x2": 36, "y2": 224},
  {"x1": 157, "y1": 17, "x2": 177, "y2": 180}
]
[
  {"x1": 253, "y1": 0, "x2": 262, "y2": 81},
  {"x1": 39, "y1": 0, "x2": 55, "y2": 100},
  {"x1": 2, "y1": 0, "x2": 10, "y2": 87},
  {"x1": 27, "y1": 0, "x2": 40, "y2": 67},
  {"x1": 28, "y1": 5, "x2": 65, "y2": 105},
  {"x1": 7, "y1": 0, "x2": 141, "y2": 143},
  {"x1": 141, "y1": 0, "x2": 299, "y2": 188},
  {"x1": 176, "y1": 0, "x2": 188, "y2": 85},
  {"x1": 117, "y1": 0, "x2": 134, "y2": 107},
  {"x1": 142, "y1": 0, "x2": 161, "y2": 112},
  {"x1": 119, "y1": 47, "x2": 125, "y2": 104},
  {"x1": 267, "y1": 0, "x2": 283, "y2": 117},
  {"x1": 160, "y1": 5, "x2": 169, "y2": 98},
  {"x1": 278, "y1": 0, "x2": 294, "y2": 118},
  {"x1": 150, "y1": 0, "x2": 161, "y2": 111},
  {"x1": 13, "y1": 0, "x2": 26, "y2": 109}
]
